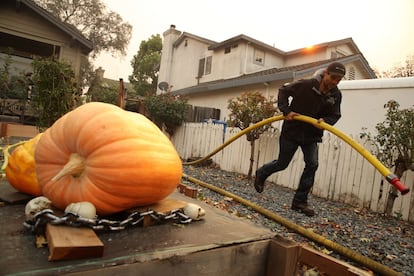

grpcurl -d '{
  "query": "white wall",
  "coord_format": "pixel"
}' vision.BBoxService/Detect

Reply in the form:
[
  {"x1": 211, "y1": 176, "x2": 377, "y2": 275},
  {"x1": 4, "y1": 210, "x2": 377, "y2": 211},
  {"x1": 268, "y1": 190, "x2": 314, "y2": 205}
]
[{"x1": 336, "y1": 77, "x2": 414, "y2": 136}]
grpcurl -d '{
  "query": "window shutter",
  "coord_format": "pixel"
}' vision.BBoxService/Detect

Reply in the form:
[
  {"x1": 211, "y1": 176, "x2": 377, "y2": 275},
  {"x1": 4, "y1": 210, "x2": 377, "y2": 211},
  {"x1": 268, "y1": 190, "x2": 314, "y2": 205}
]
[
  {"x1": 205, "y1": 56, "x2": 212, "y2": 75},
  {"x1": 198, "y1": 58, "x2": 205, "y2": 78}
]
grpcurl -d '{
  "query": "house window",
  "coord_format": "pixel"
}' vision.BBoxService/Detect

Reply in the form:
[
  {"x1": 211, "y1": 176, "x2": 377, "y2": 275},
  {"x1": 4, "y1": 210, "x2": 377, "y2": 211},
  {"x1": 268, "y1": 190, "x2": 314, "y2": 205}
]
[
  {"x1": 197, "y1": 56, "x2": 213, "y2": 78},
  {"x1": 0, "y1": 32, "x2": 60, "y2": 59},
  {"x1": 224, "y1": 44, "x2": 238, "y2": 54},
  {"x1": 188, "y1": 106, "x2": 220, "y2": 122},
  {"x1": 254, "y1": 48, "x2": 265, "y2": 65},
  {"x1": 330, "y1": 49, "x2": 346, "y2": 59}
]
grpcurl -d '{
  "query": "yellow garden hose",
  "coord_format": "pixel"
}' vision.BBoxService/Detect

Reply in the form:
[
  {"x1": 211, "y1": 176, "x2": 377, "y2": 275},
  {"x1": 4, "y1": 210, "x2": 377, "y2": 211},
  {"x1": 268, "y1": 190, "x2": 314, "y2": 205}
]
[{"x1": 183, "y1": 114, "x2": 410, "y2": 194}]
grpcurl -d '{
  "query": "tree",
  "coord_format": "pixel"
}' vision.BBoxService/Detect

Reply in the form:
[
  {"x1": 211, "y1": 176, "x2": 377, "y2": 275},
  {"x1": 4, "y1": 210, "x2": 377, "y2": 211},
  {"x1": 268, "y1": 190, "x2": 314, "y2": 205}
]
[
  {"x1": 361, "y1": 100, "x2": 414, "y2": 216},
  {"x1": 31, "y1": 58, "x2": 79, "y2": 129},
  {"x1": 227, "y1": 91, "x2": 279, "y2": 179},
  {"x1": 375, "y1": 54, "x2": 414, "y2": 78},
  {"x1": 35, "y1": 0, "x2": 132, "y2": 58},
  {"x1": 129, "y1": 35, "x2": 162, "y2": 96}
]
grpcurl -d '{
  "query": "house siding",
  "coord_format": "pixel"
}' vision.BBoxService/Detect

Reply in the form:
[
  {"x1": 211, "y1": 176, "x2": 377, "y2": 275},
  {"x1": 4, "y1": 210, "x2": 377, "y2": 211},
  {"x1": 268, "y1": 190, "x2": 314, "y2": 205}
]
[
  {"x1": 171, "y1": 38, "x2": 213, "y2": 90},
  {"x1": 1, "y1": 4, "x2": 65, "y2": 44}
]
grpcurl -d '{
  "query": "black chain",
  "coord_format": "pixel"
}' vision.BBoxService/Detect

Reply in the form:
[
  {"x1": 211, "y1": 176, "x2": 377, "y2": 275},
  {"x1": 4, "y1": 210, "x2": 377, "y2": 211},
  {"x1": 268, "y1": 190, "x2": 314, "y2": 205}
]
[{"x1": 23, "y1": 208, "x2": 192, "y2": 232}]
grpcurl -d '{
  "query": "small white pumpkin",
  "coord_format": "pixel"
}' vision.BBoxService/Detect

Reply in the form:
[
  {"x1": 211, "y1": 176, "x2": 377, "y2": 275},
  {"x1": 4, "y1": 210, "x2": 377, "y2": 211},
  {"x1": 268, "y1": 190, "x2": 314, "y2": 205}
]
[
  {"x1": 25, "y1": 196, "x2": 52, "y2": 221},
  {"x1": 183, "y1": 203, "x2": 206, "y2": 220},
  {"x1": 65, "y1": 201, "x2": 97, "y2": 219}
]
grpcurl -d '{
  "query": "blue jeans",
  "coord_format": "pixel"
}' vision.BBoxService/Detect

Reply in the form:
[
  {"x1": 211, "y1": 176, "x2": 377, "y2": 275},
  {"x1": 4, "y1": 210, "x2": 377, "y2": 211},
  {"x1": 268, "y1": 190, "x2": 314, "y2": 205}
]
[{"x1": 258, "y1": 136, "x2": 319, "y2": 203}]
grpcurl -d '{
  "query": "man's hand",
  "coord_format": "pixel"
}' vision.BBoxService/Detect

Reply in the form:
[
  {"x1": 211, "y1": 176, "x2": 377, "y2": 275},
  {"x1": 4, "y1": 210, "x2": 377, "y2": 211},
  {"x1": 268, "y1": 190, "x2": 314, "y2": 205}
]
[
  {"x1": 314, "y1": 118, "x2": 325, "y2": 129},
  {"x1": 285, "y1": 111, "x2": 299, "y2": 121}
]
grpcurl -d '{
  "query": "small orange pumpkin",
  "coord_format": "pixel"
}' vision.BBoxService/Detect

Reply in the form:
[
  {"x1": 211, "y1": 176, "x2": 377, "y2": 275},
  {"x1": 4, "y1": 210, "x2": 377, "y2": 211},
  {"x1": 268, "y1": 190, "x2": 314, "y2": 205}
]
[
  {"x1": 5, "y1": 133, "x2": 43, "y2": 196},
  {"x1": 35, "y1": 102, "x2": 182, "y2": 215}
]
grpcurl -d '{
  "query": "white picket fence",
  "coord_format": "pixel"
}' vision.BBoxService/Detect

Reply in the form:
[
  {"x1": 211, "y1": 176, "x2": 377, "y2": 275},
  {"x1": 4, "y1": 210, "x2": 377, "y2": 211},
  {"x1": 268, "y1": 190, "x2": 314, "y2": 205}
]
[{"x1": 172, "y1": 122, "x2": 414, "y2": 223}]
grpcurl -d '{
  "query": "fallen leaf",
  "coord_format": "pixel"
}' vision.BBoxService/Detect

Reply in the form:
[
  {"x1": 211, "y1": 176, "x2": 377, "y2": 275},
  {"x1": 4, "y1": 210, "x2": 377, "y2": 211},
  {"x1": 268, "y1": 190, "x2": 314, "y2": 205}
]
[
  {"x1": 360, "y1": 237, "x2": 371, "y2": 243},
  {"x1": 35, "y1": 234, "x2": 47, "y2": 248}
]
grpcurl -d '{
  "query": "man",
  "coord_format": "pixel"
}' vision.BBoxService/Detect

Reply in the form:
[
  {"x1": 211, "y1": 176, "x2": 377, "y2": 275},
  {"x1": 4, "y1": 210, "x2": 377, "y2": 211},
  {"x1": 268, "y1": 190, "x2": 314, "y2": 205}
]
[{"x1": 254, "y1": 62, "x2": 345, "y2": 216}]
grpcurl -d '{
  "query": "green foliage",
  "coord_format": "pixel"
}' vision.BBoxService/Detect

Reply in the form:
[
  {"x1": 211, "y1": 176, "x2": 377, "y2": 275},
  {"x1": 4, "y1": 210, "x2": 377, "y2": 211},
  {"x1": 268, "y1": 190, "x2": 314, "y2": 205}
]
[
  {"x1": 129, "y1": 35, "x2": 162, "y2": 96},
  {"x1": 143, "y1": 93, "x2": 189, "y2": 136},
  {"x1": 361, "y1": 100, "x2": 414, "y2": 170},
  {"x1": 227, "y1": 91, "x2": 279, "y2": 141},
  {"x1": 31, "y1": 58, "x2": 79, "y2": 128}
]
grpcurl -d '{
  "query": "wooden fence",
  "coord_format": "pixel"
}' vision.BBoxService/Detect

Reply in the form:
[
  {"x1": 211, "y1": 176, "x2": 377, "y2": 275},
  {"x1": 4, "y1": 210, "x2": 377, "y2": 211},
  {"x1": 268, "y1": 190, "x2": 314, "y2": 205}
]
[{"x1": 172, "y1": 122, "x2": 414, "y2": 223}]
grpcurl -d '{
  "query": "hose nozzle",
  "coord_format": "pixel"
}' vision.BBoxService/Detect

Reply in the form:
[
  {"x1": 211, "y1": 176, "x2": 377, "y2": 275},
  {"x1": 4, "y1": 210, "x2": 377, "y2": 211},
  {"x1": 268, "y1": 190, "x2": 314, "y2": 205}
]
[{"x1": 387, "y1": 174, "x2": 410, "y2": 195}]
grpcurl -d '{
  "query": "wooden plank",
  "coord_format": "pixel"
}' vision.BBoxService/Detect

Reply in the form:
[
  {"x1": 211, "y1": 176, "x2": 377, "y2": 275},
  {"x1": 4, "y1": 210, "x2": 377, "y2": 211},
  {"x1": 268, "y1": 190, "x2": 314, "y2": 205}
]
[
  {"x1": 46, "y1": 224, "x2": 104, "y2": 261},
  {"x1": 298, "y1": 245, "x2": 373, "y2": 276},
  {"x1": 266, "y1": 235, "x2": 299, "y2": 276},
  {"x1": 0, "y1": 123, "x2": 7, "y2": 137},
  {"x1": 67, "y1": 239, "x2": 270, "y2": 276}
]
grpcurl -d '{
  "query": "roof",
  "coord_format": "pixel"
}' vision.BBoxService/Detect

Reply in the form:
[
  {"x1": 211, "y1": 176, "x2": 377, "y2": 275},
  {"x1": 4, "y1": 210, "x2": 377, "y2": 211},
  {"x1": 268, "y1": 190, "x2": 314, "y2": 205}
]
[
  {"x1": 14, "y1": 0, "x2": 93, "y2": 53},
  {"x1": 176, "y1": 33, "x2": 360, "y2": 59},
  {"x1": 286, "y1": 37, "x2": 362, "y2": 55},
  {"x1": 208, "y1": 34, "x2": 286, "y2": 55},
  {"x1": 174, "y1": 32, "x2": 217, "y2": 47},
  {"x1": 174, "y1": 32, "x2": 286, "y2": 56},
  {"x1": 101, "y1": 78, "x2": 133, "y2": 91},
  {"x1": 339, "y1": 76, "x2": 414, "y2": 90},
  {"x1": 173, "y1": 54, "x2": 376, "y2": 96}
]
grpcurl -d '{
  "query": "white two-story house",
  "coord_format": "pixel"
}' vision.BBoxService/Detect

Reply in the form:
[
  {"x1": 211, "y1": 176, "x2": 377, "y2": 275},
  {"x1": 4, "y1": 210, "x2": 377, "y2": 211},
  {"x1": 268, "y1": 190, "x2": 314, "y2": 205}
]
[{"x1": 158, "y1": 25, "x2": 376, "y2": 122}]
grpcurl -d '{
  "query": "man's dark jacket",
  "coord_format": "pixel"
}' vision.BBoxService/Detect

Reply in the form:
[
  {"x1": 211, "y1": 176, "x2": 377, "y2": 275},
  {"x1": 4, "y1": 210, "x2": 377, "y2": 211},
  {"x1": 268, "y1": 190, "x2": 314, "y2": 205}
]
[{"x1": 278, "y1": 78, "x2": 342, "y2": 143}]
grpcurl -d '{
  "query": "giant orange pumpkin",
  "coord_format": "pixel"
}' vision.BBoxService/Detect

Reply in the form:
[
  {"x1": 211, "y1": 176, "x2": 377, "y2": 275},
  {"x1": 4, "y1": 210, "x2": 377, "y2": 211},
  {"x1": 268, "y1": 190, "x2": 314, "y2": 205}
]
[
  {"x1": 35, "y1": 102, "x2": 182, "y2": 215},
  {"x1": 5, "y1": 133, "x2": 43, "y2": 196}
]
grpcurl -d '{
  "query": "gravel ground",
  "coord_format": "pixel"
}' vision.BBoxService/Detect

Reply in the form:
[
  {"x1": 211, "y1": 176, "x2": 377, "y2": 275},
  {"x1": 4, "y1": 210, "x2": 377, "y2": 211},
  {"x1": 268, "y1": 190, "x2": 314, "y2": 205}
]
[{"x1": 182, "y1": 165, "x2": 414, "y2": 276}]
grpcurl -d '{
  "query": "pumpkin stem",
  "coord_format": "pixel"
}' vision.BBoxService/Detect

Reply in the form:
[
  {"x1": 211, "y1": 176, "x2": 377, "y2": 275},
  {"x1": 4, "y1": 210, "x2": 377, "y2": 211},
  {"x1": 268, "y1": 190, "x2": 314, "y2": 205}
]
[{"x1": 52, "y1": 153, "x2": 85, "y2": 181}]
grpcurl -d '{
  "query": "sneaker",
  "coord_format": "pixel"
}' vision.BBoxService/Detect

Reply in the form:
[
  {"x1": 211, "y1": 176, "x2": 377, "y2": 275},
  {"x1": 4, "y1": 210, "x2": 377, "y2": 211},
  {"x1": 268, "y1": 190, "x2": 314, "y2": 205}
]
[
  {"x1": 254, "y1": 170, "x2": 266, "y2": 193},
  {"x1": 291, "y1": 201, "x2": 315, "y2": 217}
]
